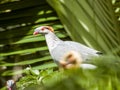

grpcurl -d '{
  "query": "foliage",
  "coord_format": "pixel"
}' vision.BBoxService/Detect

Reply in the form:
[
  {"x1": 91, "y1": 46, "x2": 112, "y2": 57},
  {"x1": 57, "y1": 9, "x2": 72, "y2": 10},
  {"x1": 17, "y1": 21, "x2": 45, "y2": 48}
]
[
  {"x1": 2, "y1": 55, "x2": 119, "y2": 90},
  {"x1": 0, "y1": 0, "x2": 69, "y2": 88},
  {"x1": 47, "y1": 0, "x2": 120, "y2": 54},
  {"x1": 0, "y1": 0, "x2": 120, "y2": 89}
]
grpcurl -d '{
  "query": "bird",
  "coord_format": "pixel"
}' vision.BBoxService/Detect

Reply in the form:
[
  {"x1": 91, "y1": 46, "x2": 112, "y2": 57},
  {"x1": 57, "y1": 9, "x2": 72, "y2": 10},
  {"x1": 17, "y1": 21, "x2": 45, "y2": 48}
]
[
  {"x1": 6, "y1": 80, "x2": 16, "y2": 90},
  {"x1": 59, "y1": 51, "x2": 96, "y2": 69},
  {"x1": 33, "y1": 26, "x2": 101, "y2": 67}
]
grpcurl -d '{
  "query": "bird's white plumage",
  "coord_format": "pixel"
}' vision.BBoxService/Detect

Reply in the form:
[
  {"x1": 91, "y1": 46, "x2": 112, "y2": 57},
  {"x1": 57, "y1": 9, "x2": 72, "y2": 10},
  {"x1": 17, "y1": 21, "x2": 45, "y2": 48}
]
[
  {"x1": 6, "y1": 80, "x2": 14, "y2": 87},
  {"x1": 34, "y1": 26, "x2": 101, "y2": 66},
  {"x1": 80, "y1": 64, "x2": 96, "y2": 69},
  {"x1": 50, "y1": 40, "x2": 99, "y2": 64}
]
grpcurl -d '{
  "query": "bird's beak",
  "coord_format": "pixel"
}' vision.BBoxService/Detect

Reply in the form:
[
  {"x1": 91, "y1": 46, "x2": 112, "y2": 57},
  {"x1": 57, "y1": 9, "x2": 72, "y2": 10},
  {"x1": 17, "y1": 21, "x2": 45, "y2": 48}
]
[{"x1": 33, "y1": 31, "x2": 39, "y2": 35}]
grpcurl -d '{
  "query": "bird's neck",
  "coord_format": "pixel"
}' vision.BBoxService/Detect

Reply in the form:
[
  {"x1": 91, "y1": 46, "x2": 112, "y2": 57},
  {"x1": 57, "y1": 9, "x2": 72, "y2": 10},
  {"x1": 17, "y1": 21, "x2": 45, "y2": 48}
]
[{"x1": 45, "y1": 32, "x2": 62, "y2": 52}]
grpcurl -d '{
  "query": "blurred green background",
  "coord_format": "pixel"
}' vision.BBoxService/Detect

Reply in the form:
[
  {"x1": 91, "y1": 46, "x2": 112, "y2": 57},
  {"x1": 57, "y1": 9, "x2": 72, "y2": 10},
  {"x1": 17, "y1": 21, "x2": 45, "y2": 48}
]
[{"x1": 0, "y1": 0, "x2": 120, "y2": 89}]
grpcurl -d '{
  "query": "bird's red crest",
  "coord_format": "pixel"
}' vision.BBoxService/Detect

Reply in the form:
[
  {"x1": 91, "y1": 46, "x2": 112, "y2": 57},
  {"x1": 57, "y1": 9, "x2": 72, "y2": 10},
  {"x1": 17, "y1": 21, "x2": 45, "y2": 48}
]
[{"x1": 41, "y1": 26, "x2": 54, "y2": 32}]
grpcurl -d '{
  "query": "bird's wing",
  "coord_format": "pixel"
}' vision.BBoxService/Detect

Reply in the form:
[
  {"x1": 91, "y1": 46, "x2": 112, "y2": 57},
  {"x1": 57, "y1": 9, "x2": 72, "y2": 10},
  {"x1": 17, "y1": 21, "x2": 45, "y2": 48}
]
[
  {"x1": 64, "y1": 41, "x2": 101, "y2": 60},
  {"x1": 50, "y1": 41, "x2": 101, "y2": 65}
]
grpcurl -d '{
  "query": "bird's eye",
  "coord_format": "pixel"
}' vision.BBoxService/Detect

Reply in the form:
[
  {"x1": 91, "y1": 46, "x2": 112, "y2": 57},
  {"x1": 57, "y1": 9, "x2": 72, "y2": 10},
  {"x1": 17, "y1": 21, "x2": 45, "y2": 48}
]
[{"x1": 41, "y1": 27, "x2": 45, "y2": 31}]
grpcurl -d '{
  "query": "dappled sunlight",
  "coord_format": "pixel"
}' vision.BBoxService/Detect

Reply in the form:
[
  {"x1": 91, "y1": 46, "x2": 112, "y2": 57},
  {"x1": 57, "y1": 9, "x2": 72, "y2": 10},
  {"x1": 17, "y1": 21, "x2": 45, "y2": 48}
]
[
  {"x1": 81, "y1": 36, "x2": 93, "y2": 48},
  {"x1": 79, "y1": 20, "x2": 89, "y2": 32}
]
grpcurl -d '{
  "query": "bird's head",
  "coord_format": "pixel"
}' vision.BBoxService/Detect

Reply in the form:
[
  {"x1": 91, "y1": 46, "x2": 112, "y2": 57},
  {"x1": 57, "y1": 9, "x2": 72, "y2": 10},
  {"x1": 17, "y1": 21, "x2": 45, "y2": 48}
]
[
  {"x1": 6, "y1": 80, "x2": 15, "y2": 90},
  {"x1": 33, "y1": 26, "x2": 54, "y2": 35}
]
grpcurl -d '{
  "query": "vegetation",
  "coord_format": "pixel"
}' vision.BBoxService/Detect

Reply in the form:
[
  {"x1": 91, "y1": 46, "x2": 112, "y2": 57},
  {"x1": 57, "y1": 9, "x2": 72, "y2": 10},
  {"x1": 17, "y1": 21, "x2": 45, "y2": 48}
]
[
  {"x1": 12, "y1": 56, "x2": 120, "y2": 90},
  {"x1": 0, "y1": 0, "x2": 120, "y2": 90}
]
